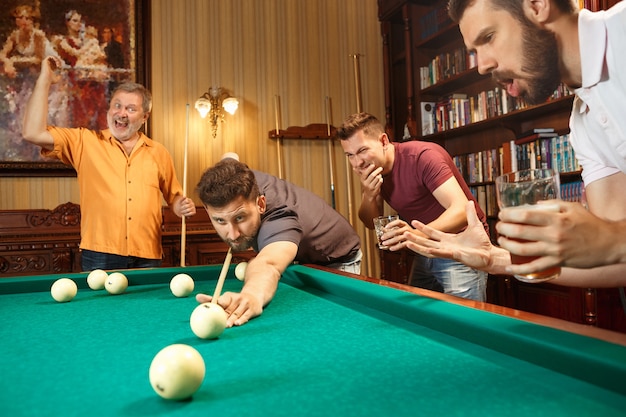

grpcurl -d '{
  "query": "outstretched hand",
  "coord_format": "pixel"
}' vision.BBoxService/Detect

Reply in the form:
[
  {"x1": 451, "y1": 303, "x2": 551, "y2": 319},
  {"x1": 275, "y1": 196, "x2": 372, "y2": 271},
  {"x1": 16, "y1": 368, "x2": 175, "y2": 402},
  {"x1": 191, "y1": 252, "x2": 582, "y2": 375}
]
[
  {"x1": 196, "y1": 291, "x2": 263, "y2": 327},
  {"x1": 398, "y1": 201, "x2": 495, "y2": 271}
]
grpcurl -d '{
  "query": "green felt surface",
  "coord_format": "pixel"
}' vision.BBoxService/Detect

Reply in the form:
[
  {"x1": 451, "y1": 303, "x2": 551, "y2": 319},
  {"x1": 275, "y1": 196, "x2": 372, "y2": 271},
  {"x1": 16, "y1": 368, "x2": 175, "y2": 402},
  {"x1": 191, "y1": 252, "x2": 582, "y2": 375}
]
[{"x1": 1, "y1": 265, "x2": 625, "y2": 417}]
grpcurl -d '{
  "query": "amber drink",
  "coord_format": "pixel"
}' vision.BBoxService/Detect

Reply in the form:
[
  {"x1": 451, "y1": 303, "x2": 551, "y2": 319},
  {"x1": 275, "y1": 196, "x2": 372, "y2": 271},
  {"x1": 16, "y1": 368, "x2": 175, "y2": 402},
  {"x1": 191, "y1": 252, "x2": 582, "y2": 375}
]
[
  {"x1": 373, "y1": 215, "x2": 399, "y2": 250},
  {"x1": 495, "y1": 169, "x2": 561, "y2": 283}
]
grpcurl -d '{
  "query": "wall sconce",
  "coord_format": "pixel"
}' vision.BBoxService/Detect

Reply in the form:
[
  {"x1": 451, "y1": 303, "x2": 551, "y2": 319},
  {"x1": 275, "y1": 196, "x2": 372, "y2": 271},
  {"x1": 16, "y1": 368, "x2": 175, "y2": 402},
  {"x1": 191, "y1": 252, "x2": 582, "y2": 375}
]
[{"x1": 194, "y1": 86, "x2": 238, "y2": 138}]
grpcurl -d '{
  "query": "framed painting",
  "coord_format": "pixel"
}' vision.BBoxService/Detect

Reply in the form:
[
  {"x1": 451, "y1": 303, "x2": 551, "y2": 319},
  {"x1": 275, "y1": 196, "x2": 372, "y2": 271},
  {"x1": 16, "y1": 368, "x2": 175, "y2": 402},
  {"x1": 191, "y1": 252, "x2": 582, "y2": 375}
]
[{"x1": 0, "y1": 0, "x2": 149, "y2": 177}]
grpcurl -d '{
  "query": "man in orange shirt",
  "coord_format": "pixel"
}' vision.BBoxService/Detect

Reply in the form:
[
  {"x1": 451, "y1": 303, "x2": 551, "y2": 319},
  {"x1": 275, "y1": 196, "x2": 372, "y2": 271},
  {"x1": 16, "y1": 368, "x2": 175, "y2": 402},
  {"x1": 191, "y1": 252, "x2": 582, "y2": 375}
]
[{"x1": 22, "y1": 56, "x2": 196, "y2": 271}]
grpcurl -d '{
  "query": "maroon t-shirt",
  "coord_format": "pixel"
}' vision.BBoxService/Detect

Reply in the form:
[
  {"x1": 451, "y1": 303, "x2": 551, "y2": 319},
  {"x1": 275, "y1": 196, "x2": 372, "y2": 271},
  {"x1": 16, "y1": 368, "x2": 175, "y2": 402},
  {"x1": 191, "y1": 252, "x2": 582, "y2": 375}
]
[{"x1": 381, "y1": 141, "x2": 489, "y2": 234}]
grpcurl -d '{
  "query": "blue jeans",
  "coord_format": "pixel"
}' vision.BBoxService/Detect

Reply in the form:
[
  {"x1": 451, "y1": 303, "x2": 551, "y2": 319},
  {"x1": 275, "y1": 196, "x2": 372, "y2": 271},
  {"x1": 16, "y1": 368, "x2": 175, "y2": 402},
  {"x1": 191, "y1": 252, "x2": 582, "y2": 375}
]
[
  {"x1": 81, "y1": 249, "x2": 162, "y2": 272},
  {"x1": 409, "y1": 254, "x2": 486, "y2": 301},
  {"x1": 326, "y1": 250, "x2": 362, "y2": 275}
]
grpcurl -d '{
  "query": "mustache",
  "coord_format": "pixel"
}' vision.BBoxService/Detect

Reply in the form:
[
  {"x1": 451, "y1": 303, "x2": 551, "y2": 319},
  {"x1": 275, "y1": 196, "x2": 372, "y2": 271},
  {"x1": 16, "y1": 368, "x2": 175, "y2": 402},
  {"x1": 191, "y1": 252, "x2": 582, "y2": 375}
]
[
  {"x1": 226, "y1": 236, "x2": 254, "y2": 251},
  {"x1": 492, "y1": 71, "x2": 516, "y2": 85}
]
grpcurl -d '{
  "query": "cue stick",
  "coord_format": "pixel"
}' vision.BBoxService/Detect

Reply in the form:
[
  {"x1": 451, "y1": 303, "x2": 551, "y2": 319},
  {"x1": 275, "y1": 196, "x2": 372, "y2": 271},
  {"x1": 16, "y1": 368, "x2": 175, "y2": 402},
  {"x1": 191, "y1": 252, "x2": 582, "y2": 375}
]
[
  {"x1": 211, "y1": 248, "x2": 233, "y2": 304},
  {"x1": 351, "y1": 53, "x2": 374, "y2": 276},
  {"x1": 351, "y1": 54, "x2": 363, "y2": 112},
  {"x1": 325, "y1": 96, "x2": 336, "y2": 209},
  {"x1": 274, "y1": 95, "x2": 284, "y2": 179},
  {"x1": 344, "y1": 54, "x2": 365, "y2": 226},
  {"x1": 180, "y1": 104, "x2": 190, "y2": 267}
]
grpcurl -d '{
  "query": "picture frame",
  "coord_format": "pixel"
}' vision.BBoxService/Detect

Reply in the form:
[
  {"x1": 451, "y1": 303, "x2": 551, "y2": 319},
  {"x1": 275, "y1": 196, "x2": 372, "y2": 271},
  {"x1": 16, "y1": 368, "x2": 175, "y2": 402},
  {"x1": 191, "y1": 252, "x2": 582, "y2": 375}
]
[{"x1": 0, "y1": 0, "x2": 149, "y2": 177}]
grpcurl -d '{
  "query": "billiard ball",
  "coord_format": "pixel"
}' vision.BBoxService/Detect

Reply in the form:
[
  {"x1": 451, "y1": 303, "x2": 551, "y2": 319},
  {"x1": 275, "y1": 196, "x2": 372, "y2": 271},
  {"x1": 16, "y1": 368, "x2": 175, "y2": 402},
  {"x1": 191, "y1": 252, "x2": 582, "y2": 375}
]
[
  {"x1": 170, "y1": 273, "x2": 194, "y2": 297},
  {"x1": 190, "y1": 302, "x2": 227, "y2": 339},
  {"x1": 234, "y1": 262, "x2": 247, "y2": 281},
  {"x1": 87, "y1": 269, "x2": 108, "y2": 290},
  {"x1": 51, "y1": 278, "x2": 78, "y2": 302},
  {"x1": 149, "y1": 344, "x2": 205, "y2": 400},
  {"x1": 105, "y1": 272, "x2": 128, "y2": 295}
]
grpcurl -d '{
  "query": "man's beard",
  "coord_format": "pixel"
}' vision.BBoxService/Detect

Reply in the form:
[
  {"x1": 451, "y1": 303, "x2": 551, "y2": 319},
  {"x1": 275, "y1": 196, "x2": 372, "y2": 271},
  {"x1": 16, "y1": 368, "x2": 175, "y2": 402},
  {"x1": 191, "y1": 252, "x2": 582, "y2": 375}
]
[
  {"x1": 107, "y1": 115, "x2": 142, "y2": 141},
  {"x1": 226, "y1": 235, "x2": 255, "y2": 252},
  {"x1": 518, "y1": 21, "x2": 562, "y2": 105}
]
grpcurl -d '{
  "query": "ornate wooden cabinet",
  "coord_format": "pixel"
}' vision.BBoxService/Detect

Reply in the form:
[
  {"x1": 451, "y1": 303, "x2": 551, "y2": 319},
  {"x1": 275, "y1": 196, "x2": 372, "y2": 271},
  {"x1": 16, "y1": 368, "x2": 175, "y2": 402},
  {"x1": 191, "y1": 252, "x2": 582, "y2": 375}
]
[
  {"x1": 0, "y1": 202, "x2": 253, "y2": 277},
  {"x1": 0, "y1": 202, "x2": 82, "y2": 276}
]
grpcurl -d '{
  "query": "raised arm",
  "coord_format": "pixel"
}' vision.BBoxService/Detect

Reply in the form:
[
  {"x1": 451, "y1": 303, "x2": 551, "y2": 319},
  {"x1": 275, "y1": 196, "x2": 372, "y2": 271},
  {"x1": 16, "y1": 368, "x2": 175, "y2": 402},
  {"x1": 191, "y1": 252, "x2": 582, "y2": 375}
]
[
  {"x1": 427, "y1": 177, "x2": 471, "y2": 233},
  {"x1": 22, "y1": 56, "x2": 60, "y2": 150}
]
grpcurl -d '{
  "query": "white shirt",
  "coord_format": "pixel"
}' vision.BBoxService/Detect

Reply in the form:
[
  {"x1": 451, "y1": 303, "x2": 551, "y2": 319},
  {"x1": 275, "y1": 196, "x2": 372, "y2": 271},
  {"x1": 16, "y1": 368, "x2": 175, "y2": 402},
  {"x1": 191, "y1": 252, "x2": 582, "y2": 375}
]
[{"x1": 570, "y1": 2, "x2": 626, "y2": 185}]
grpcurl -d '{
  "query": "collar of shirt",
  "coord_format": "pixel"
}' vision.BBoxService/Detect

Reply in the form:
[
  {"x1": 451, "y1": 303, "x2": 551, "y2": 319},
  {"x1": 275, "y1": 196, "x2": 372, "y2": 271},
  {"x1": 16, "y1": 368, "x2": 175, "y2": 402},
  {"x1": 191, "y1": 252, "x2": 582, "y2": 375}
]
[
  {"x1": 578, "y1": 8, "x2": 607, "y2": 89},
  {"x1": 101, "y1": 129, "x2": 155, "y2": 151}
]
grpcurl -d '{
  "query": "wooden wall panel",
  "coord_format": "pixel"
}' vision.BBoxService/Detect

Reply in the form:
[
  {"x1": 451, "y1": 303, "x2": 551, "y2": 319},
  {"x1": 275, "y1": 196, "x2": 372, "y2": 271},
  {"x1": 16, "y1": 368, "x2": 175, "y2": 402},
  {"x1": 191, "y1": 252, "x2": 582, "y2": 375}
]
[{"x1": 0, "y1": 0, "x2": 384, "y2": 276}]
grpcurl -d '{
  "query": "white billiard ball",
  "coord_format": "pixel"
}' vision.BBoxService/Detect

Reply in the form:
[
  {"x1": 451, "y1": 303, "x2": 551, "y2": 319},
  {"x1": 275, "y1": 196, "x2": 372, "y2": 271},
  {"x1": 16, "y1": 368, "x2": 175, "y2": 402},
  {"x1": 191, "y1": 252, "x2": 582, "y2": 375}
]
[
  {"x1": 234, "y1": 262, "x2": 247, "y2": 281},
  {"x1": 170, "y1": 273, "x2": 194, "y2": 297},
  {"x1": 190, "y1": 302, "x2": 227, "y2": 339},
  {"x1": 105, "y1": 272, "x2": 128, "y2": 295},
  {"x1": 149, "y1": 344, "x2": 205, "y2": 400},
  {"x1": 87, "y1": 269, "x2": 108, "y2": 290},
  {"x1": 51, "y1": 278, "x2": 78, "y2": 302}
]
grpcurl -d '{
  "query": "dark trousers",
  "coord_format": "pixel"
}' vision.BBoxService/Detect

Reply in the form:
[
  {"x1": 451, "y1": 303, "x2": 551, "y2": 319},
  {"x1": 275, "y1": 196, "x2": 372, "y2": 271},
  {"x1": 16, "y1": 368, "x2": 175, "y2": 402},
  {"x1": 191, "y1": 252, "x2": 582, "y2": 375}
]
[{"x1": 81, "y1": 249, "x2": 162, "y2": 271}]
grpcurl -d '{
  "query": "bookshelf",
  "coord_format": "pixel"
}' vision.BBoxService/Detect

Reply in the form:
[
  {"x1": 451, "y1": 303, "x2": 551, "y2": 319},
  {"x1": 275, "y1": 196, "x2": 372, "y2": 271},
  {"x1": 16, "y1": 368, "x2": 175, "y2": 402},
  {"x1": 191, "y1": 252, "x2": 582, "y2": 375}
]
[{"x1": 377, "y1": 0, "x2": 626, "y2": 332}]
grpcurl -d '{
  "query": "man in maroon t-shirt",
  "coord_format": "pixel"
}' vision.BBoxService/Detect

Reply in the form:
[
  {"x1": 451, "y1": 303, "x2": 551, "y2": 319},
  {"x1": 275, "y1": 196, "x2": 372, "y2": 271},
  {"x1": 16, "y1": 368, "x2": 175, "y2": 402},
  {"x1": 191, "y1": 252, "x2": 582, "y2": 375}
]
[{"x1": 337, "y1": 112, "x2": 488, "y2": 301}]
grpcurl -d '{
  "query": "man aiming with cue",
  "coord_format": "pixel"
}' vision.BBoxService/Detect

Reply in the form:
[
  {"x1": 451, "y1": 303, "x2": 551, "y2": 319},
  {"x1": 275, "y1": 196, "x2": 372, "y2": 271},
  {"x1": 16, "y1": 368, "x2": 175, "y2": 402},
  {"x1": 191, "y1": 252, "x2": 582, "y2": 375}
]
[{"x1": 195, "y1": 154, "x2": 362, "y2": 327}]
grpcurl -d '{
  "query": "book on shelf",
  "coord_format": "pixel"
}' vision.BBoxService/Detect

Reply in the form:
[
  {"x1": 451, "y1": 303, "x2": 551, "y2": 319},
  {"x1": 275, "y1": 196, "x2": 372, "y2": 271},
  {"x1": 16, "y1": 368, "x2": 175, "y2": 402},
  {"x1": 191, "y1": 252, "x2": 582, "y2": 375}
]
[
  {"x1": 518, "y1": 127, "x2": 555, "y2": 137},
  {"x1": 433, "y1": 93, "x2": 470, "y2": 132},
  {"x1": 508, "y1": 132, "x2": 579, "y2": 174},
  {"x1": 456, "y1": 132, "x2": 580, "y2": 188},
  {"x1": 476, "y1": 186, "x2": 487, "y2": 216},
  {"x1": 470, "y1": 178, "x2": 583, "y2": 219},
  {"x1": 418, "y1": 5, "x2": 452, "y2": 41},
  {"x1": 561, "y1": 180, "x2": 584, "y2": 202},
  {"x1": 421, "y1": 47, "x2": 470, "y2": 88},
  {"x1": 469, "y1": 184, "x2": 497, "y2": 217},
  {"x1": 486, "y1": 184, "x2": 497, "y2": 216},
  {"x1": 501, "y1": 140, "x2": 514, "y2": 174},
  {"x1": 426, "y1": 83, "x2": 572, "y2": 134},
  {"x1": 420, "y1": 102, "x2": 436, "y2": 135},
  {"x1": 579, "y1": 0, "x2": 601, "y2": 12},
  {"x1": 514, "y1": 131, "x2": 559, "y2": 145}
]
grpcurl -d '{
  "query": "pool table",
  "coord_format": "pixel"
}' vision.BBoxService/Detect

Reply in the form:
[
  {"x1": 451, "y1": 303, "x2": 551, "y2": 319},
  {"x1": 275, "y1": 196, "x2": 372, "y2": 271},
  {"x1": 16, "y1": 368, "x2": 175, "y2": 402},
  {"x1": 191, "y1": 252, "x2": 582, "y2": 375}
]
[{"x1": 1, "y1": 264, "x2": 626, "y2": 417}]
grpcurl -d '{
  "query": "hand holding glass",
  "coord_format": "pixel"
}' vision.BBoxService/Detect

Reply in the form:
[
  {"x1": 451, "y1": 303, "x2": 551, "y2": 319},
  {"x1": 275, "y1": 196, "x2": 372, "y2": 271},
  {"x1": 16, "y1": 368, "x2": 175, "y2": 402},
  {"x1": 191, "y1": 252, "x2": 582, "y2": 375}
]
[
  {"x1": 495, "y1": 169, "x2": 561, "y2": 283},
  {"x1": 373, "y1": 215, "x2": 399, "y2": 250}
]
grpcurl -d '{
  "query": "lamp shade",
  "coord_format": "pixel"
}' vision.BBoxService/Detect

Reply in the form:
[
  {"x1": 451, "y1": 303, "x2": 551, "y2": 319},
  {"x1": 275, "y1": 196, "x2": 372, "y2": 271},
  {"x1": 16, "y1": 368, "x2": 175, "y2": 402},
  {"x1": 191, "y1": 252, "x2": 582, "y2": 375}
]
[
  {"x1": 222, "y1": 97, "x2": 239, "y2": 115},
  {"x1": 195, "y1": 97, "x2": 211, "y2": 118}
]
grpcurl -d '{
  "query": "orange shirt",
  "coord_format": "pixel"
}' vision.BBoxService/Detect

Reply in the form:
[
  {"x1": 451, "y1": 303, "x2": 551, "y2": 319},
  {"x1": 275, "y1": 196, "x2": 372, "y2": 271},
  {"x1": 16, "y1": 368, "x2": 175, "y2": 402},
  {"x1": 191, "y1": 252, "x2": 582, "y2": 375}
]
[{"x1": 43, "y1": 127, "x2": 183, "y2": 260}]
